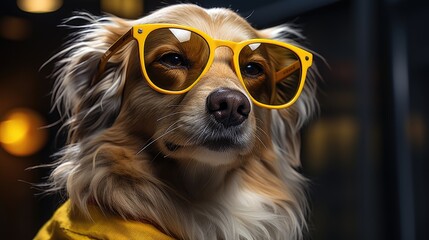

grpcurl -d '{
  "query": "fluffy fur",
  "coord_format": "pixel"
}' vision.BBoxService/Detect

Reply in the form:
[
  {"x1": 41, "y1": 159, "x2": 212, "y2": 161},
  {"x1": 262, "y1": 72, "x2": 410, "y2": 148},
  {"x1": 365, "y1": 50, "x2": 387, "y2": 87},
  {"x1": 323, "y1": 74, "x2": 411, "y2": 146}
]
[{"x1": 45, "y1": 4, "x2": 318, "y2": 240}]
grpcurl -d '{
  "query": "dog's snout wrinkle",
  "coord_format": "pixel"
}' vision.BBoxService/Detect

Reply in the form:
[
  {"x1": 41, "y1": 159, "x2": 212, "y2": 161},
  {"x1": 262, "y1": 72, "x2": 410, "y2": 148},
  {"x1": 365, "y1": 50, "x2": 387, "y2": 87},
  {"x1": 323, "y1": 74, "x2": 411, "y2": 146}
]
[{"x1": 206, "y1": 88, "x2": 251, "y2": 128}]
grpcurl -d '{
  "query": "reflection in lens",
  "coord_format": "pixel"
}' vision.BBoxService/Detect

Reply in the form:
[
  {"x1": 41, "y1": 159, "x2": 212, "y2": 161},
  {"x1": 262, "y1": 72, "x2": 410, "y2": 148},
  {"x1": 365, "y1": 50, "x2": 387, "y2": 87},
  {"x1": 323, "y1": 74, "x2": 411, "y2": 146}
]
[
  {"x1": 169, "y1": 28, "x2": 191, "y2": 42},
  {"x1": 239, "y1": 42, "x2": 302, "y2": 106},
  {"x1": 144, "y1": 28, "x2": 210, "y2": 91}
]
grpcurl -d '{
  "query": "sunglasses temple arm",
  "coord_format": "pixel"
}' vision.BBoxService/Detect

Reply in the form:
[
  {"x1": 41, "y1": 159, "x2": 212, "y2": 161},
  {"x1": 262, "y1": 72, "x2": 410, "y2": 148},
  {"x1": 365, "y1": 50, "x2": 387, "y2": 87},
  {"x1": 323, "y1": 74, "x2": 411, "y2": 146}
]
[
  {"x1": 274, "y1": 60, "x2": 301, "y2": 83},
  {"x1": 90, "y1": 29, "x2": 134, "y2": 87}
]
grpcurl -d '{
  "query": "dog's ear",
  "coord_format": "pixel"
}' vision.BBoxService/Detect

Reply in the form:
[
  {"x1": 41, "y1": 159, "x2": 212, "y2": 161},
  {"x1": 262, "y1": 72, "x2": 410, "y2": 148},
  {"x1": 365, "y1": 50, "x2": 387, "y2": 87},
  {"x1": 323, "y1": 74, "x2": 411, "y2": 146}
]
[
  {"x1": 258, "y1": 25, "x2": 319, "y2": 167},
  {"x1": 50, "y1": 13, "x2": 136, "y2": 142}
]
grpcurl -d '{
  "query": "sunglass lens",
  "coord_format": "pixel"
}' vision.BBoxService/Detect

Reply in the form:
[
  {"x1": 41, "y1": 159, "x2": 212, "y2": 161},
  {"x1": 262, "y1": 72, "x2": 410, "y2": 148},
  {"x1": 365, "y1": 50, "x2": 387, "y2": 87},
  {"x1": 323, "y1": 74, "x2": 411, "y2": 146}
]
[
  {"x1": 143, "y1": 28, "x2": 210, "y2": 91},
  {"x1": 239, "y1": 43, "x2": 302, "y2": 106}
]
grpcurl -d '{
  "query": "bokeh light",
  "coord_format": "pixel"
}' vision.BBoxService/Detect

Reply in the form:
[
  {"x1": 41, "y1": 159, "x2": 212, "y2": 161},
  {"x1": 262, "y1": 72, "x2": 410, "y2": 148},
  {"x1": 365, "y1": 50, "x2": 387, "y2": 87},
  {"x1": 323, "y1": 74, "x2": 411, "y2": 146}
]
[
  {"x1": 17, "y1": 0, "x2": 62, "y2": 13},
  {"x1": 0, "y1": 109, "x2": 47, "y2": 156},
  {"x1": 101, "y1": 0, "x2": 143, "y2": 18},
  {"x1": 0, "y1": 16, "x2": 31, "y2": 41}
]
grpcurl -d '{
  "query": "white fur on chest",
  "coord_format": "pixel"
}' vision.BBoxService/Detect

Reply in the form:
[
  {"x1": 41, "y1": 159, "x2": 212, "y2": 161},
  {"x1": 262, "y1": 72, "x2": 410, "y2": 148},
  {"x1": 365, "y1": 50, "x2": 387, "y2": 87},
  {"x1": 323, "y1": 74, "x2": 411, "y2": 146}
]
[{"x1": 195, "y1": 186, "x2": 292, "y2": 240}]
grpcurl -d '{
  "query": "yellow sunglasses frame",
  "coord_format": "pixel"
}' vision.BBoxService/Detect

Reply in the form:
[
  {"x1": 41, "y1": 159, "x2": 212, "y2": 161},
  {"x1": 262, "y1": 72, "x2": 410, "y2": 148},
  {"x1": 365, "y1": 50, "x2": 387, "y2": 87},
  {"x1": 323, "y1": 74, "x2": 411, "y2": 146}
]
[{"x1": 93, "y1": 24, "x2": 313, "y2": 109}]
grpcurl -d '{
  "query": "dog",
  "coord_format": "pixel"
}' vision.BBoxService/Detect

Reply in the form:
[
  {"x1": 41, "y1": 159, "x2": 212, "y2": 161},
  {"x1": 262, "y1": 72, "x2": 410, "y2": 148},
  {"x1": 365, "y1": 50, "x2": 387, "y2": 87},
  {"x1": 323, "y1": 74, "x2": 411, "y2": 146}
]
[{"x1": 36, "y1": 4, "x2": 318, "y2": 240}]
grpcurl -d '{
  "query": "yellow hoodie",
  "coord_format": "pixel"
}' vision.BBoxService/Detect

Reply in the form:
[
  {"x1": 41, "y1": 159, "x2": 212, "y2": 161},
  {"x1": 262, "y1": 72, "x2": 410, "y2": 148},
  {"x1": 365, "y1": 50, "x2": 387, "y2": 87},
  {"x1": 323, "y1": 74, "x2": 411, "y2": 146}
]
[{"x1": 34, "y1": 200, "x2": 175, "y2": 240}]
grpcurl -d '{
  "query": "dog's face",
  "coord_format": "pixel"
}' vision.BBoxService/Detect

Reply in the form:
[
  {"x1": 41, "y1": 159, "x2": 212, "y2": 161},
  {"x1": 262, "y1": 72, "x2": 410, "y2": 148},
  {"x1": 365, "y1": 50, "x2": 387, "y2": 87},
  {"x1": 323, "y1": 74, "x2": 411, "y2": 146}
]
[{"x1": 116, "y1": 6, "x2": 272, "y2": 167}]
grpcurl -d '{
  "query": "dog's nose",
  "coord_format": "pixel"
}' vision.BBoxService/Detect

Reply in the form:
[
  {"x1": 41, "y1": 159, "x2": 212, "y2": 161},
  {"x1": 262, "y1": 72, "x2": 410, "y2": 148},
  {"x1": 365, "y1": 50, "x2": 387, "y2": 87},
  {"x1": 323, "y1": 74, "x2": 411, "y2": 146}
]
[{"x1": 206, "y1": 88, "x2": 251, "y2": 128}]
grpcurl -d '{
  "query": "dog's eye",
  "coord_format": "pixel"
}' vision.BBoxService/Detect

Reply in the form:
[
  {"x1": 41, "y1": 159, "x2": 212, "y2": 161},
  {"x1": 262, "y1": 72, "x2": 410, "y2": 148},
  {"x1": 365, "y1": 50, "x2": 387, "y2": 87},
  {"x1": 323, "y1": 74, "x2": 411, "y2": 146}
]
[
  {"x1": 241, "y1": 62, "x2": 264, "y2": 78},
  {"x1": 158, "y1": 53, "x2": 189, "y2": 69}
]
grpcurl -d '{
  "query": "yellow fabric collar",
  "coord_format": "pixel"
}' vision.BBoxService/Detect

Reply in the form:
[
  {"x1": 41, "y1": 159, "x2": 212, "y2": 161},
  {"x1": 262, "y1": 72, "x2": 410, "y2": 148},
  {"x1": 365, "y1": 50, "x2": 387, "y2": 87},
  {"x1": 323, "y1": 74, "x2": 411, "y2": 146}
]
[{"x1": 35, "y1": 200, "x2": 175, "y2": 240}]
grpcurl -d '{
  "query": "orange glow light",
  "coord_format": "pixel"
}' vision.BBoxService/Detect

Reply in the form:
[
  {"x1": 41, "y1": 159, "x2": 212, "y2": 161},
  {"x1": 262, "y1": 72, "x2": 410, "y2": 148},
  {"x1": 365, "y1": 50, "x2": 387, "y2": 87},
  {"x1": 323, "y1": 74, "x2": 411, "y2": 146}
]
[
  {"x1": 0, "y1": 109, "x2": 47, "y2": 156},
  {"x1": 17, "y1": 0, "x2": 62, "y2": 13},
  {"x1": 0, "y1": 117, "x2": 29, "y2": 144},
  {"x1": 101, "y1": 0, "x2": 143, "y2": 18}
]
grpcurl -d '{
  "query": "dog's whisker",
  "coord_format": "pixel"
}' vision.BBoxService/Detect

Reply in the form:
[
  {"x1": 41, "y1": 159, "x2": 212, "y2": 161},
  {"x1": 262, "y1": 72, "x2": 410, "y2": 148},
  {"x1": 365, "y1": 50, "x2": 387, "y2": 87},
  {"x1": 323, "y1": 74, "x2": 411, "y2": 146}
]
[
  {"x1": 183, "y1": 137, "x2": 193, "y2": 147},
  {"x1": 166, "y1": 104, "x2": 188, "y2": 108},
  {"x1": 196, "y1": 125, "x2": 209, "y2": 143},
  {"x1": 255, "y1": 134, "x2": 268, "y2": 150},
  {"x1": 136, "y1": 125, "x2": 182, "y2": 155},
  {"x1": 183, "y1": 126, "x2": 205, "y2": 146},
  {"x1": 165, "y1": 120, "x2": 181, "y2": 133},
  {"x1": 254, "y1": 124, "x2": 270, "y2": 151},
  {"x1": 255, "y1": 117, "x2": 266, "y2": 126},
  {"x1": 156, "y1": 111, "x2": 186, "y2": 122},
  {"x1": 256, "y1": 125, "x2": 270, "y2": 139},
  {"x1": 151, "y1": 151, "x2": 163, "y2": 162},
  {"x1": 198, "y1": 167, "x2": 217, "y2": 191}
]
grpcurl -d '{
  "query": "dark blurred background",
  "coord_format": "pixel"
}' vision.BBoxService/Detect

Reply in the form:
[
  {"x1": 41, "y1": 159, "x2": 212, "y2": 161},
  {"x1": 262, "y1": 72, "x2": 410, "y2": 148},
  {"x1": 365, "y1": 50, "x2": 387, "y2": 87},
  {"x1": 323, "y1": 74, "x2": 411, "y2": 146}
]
[{"x1": 0, "y1": 0, "x2": 428, "y2": 239}]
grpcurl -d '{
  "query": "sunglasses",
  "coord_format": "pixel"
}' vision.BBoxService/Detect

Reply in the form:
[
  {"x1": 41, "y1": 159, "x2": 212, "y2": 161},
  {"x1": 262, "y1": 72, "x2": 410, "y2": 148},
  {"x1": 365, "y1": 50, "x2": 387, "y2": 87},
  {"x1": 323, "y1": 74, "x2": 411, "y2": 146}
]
[{"x1": 93, "y1": 24, "x2": 313, "y2": 109}]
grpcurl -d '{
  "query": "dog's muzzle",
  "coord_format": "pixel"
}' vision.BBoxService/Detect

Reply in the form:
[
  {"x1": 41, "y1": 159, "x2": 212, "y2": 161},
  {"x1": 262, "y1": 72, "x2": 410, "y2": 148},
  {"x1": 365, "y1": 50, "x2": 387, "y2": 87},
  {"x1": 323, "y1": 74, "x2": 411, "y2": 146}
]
[{"x1": 163, "y1": 88, "x2": 252, "y2": 153}]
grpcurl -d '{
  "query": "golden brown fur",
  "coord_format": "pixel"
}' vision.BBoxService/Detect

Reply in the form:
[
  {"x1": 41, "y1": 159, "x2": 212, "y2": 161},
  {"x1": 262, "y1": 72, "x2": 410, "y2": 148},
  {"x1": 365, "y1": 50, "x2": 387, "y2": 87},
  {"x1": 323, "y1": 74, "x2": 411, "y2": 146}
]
[{"x1": 45, "y1": 4, "x2": 319, "y2": 240}]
